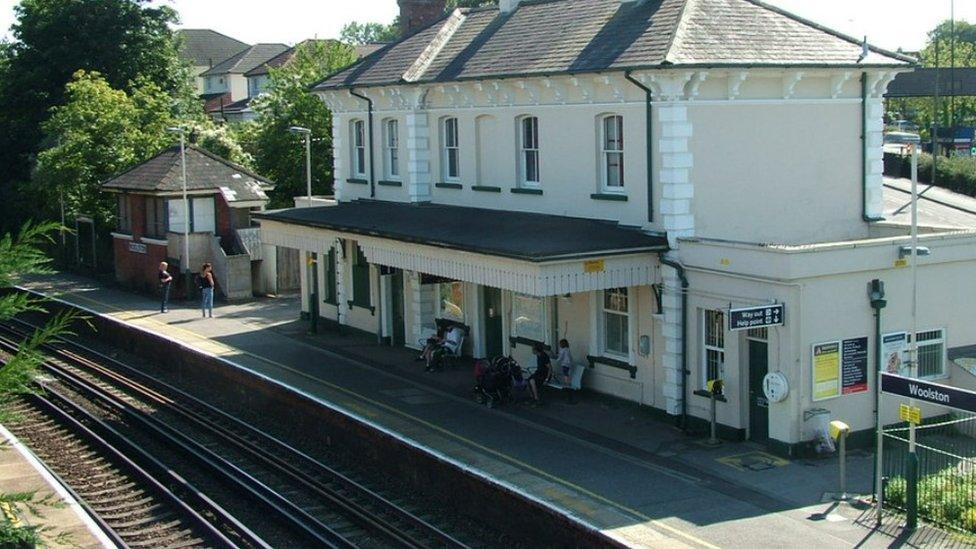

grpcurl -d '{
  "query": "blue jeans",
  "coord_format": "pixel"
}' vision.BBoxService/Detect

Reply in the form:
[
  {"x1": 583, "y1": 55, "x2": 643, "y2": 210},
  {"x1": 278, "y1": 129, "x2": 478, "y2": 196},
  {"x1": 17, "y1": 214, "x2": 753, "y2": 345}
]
[
  {"x1": 160, "y1": 282, "x2": 171, "y2": 312},
  {"x1": 201, "y1": 287, "x2": 214, "y2": 317}
]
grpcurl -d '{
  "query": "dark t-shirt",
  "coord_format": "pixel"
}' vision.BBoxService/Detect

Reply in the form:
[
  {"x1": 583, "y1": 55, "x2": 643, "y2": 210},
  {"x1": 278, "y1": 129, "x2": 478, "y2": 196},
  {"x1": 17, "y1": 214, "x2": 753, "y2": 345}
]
[
  {"x1": 159, "y1": 270, "x2": 171, "y2": 285},
  {"x1": 533, "y1": 352, "x2": 551, "y2": 381}
]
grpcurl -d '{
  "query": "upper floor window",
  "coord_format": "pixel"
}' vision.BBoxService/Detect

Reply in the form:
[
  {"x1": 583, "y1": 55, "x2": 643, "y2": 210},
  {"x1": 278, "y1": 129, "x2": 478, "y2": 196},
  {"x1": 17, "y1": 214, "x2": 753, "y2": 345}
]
[
  {"x1": 145, "y1": 197, "x2": 167, "y2": 238},
  {"x1": 602, "y1": 115, "x2": 624, "y2": 190},
  {"x1": 384, "y1": 119, "x2": 400, "y2": 179},
  {"x1": 441, "y1": 117, "x2": 459, "y2": 181},
  {"x1": 519, "y1": 116, "x2": 540, "y2": 186},
  {"x1": 351, "y1": 120, "x2": 366, "y2": 177}
]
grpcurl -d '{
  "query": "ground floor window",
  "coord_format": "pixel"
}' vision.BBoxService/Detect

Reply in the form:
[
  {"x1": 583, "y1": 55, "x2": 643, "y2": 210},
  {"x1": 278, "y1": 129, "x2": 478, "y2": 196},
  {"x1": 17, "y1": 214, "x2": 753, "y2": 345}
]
[
  {"x1": 513, "y1": 293, "x2": 545, "y2": 343},
  {"x1": 323, "y1": 247, "x2": 337, "y2": 305},
  {"x1": 351, "y1": 245, "x2": 371, "y2": 308},
  {"x1": 912, "y1": 329, "x2": 946, "y2": 379},
  {"x1": 438, "y1": 281, "x2": 465, "y2": 322},
  {"x1": 602, "y1": 288, "x2": 629, "y2": 357},
  {"x1": 703, "y1": 309, "x2": 725, "y2": 386}
]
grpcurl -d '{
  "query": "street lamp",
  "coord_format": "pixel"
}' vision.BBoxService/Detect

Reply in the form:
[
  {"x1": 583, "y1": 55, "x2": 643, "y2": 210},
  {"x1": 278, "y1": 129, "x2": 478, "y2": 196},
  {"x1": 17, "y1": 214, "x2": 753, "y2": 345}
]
[
  {"x1": 288, "y1": 126, "x2": 312, "y2": 200},
  {"x1": 166, "y1": 126, "x2": 191, "y2": 299},
  {"x1": 884, "y1": 130, "x2": 922, "y2": 529},
  {"x1": 288, "y1": 125, "x2": 317, "y2": 333}
]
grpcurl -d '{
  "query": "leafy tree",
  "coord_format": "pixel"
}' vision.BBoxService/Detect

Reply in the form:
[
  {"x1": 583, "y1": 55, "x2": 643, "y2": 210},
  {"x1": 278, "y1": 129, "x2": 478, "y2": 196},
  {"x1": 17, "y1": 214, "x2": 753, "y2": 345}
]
[
  {"x1": 31, "y1": 71, "x2": 173, "y2": 228},
  {"x1": 340, "y1": 21, "x2": 399, "y2": 45},
  {"x1": 0, "y1": 0, "x2": 188, "y2": 233},
  {"x1": 244, "y1": 41, "x2": 357, "y2": 207}
]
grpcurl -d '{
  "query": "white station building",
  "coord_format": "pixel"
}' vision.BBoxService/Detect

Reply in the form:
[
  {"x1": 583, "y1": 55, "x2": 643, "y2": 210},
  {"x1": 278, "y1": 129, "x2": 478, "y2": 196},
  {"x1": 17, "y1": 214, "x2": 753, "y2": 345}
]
[{"x1": 257, "y1": 0, "x2": 976, "y2": 455}]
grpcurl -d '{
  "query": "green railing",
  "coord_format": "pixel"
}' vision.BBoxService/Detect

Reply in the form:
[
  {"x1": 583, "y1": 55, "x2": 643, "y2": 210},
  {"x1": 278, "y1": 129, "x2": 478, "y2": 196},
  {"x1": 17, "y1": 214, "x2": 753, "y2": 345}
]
[{"x1": 882, "y1": 414, "x2": 976, "y2": 534}]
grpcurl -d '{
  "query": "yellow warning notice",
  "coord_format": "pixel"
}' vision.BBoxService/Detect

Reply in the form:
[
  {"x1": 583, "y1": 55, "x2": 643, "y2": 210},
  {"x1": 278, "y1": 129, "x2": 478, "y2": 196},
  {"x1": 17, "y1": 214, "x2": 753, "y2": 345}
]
[
  {"x1": 900, "y1": 403, "x2": 922, "y2": 424},
  {"x1": 813, "y1": 341, "x2": 840, "y2": 401},
  {"x1": 583, "y1": 259, "x2": 605, "y2": 273}
]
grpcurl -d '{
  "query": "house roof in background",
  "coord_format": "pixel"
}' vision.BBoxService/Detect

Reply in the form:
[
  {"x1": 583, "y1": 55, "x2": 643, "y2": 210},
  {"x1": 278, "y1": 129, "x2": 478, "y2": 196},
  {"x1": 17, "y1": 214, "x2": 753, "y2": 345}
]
[
  {"x1": 244, "y1": 40, "x2": 387, "y2": 78},
  {"x1": 315, "y1": 0, "x2": 912, "y2": 91},
  {"x1": 254, "y1": 200, "x2": 668, "y2": 261},
  {"x1": 201, "y1": 43, "x2": 290, "y2": 77},
  {"x1": 177, "y1": 29, "x2": 250, "y2": 68},
  {"x1": 102, "y1": 145, "x2": 274, "y2": 203}
]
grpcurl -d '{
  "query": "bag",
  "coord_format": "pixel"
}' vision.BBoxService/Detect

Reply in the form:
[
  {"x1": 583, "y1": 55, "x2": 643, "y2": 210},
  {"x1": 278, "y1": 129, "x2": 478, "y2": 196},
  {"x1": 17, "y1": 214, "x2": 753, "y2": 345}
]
[{"x1": 196, "y1": 275, "x2": 204, "y2": 289}]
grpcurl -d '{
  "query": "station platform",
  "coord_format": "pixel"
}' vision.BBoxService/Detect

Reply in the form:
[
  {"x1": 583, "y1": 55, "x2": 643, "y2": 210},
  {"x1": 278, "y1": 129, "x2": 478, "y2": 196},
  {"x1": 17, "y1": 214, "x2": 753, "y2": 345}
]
[
  {"x1": 18, "y1": 273, "x2": 966, "y2": 548},
  {"x1": 0, "y1": 425, "x2": 111, "y2": 548}
]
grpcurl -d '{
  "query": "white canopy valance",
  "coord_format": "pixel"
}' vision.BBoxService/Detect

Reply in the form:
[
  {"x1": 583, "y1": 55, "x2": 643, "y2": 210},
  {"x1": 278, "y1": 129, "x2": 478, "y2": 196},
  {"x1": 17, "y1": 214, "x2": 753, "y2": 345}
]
[{"x1": 259, "y1": 219, "x2": 657, "y2": 296}]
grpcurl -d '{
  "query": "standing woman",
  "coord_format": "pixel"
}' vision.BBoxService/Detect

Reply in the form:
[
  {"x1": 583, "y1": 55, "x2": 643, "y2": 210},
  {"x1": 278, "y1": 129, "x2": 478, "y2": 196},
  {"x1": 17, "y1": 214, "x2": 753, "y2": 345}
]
[
  {"x1": 158, "y1": 261, "x2": 173, "y2": 313},
  {"x1": 199, "y1": 263, "x2": 215, "y2": 318}
]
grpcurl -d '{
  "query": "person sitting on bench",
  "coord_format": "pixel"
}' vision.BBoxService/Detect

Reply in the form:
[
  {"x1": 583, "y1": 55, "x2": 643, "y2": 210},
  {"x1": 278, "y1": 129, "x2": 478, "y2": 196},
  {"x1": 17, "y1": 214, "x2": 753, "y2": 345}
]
[
  {"x1": 527, "y1": 343, "x2": 552, "y2": 405},
  {"x1": 418, "y1": 327, "x2": 446, "y2": 364},
  {"x1": 426, "y1": 325, "x2": 464, "y2": 372}
]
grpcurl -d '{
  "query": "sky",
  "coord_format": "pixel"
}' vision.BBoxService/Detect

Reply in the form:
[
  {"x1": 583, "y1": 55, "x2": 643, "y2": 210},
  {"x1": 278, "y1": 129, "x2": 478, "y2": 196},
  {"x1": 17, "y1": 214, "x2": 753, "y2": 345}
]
[{"x1": 0, "y1": 0, "x2": 972, "y2": 52}]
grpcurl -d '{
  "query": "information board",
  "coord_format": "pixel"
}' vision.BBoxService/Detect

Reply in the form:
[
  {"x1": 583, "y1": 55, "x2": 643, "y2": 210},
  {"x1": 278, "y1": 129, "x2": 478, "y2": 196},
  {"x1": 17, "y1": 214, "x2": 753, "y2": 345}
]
[
  {"x1": 813, "y1": 341, "x2": 840, "y2": 400},
  {"x1": 882, "y1": 373, "x2": 976, "y2": 414},
  {"x1": 728, "y1": 304, "x2": 785, "y2": 331},
  {"x1": 841, "y1": 337, "x2": 869, "y2": 395}
]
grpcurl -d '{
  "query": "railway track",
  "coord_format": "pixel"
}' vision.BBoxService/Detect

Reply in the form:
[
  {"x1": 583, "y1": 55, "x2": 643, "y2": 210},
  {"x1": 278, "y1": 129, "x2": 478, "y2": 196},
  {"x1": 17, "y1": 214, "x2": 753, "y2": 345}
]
[{"x1": 0, "y1": 319, "x2": 469, "y2": 549}]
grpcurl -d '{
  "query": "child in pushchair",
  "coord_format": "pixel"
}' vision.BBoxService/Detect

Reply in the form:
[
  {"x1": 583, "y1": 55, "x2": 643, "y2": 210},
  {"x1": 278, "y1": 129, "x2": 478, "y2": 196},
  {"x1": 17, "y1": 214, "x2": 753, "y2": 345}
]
[{"x1": 473, "y1": 356, "x2": 523, "y2": 408}]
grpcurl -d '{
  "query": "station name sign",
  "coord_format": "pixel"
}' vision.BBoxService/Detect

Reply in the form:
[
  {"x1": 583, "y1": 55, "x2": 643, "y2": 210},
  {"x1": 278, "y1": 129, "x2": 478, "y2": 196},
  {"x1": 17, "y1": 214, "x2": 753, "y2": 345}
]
[
  {"x1": 881, "y1": 373, "x2": 976, "y2": 414},
  {"x1": 728, "y1": 304, "x2": 784, "y2": 331}
]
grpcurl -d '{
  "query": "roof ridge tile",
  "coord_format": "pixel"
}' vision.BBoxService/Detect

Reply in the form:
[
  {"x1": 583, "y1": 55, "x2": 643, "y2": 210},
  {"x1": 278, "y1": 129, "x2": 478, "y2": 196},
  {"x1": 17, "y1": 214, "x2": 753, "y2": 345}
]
[{"x1": 403, "y1": 9, "x2": 468, "y2": 83}]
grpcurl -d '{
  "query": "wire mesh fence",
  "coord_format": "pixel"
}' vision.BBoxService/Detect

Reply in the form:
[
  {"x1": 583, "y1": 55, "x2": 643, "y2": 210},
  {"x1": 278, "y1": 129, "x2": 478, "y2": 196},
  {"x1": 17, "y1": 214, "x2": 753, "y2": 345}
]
[{"x1": 882, "y1": 411, "x2": 976, "y2": 534}]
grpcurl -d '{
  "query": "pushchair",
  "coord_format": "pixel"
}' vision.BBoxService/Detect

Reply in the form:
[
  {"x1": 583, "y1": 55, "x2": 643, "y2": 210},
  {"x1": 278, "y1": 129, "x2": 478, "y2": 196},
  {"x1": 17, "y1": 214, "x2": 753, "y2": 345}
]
[{"x1": 473, "y1": 356, "x2": 522, "y2": 408}]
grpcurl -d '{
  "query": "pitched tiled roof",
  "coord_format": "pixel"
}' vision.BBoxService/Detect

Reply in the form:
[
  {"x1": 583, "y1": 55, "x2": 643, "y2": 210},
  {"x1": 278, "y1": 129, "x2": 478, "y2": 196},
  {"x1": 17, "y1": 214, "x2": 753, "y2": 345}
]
[
  {"x1": 245, "y1": 41, "x2": 388, "y2": 78},
  {"x1": 201, "y1": 43, "x2": 290, "y2": 77},
  {"x1": 314, "y1": 0, "x2": 911, "y2": 91},
  {"x1": 102, "y1": 145, "x2": 274, "y2": 203},
  {"x1": 177, "y1": 29, "x2": 250, "y2": 67}
]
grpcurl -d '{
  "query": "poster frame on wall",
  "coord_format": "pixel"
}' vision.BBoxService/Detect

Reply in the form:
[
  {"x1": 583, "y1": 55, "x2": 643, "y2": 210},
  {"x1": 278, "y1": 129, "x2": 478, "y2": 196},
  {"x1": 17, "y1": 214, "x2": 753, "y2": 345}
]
[
  {"x1": 812, "y1": 340, "x2": 841, "y2": 401},
  {"x1": 812, "y1": 336, "x2": 870, "y2": 401}
]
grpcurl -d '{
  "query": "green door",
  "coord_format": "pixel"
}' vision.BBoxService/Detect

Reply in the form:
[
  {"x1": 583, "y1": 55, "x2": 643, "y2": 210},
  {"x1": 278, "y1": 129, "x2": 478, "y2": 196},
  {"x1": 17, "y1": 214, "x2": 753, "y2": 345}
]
[
  {"x1": 483, "y1": 287, "x2": 503, "y2": 358},
  {"x1": 748, "y1": 339, "x2": 769, "y2": 442},
  {"x1": 390, "y1": 270, "x2": 405, "y2": 346}
]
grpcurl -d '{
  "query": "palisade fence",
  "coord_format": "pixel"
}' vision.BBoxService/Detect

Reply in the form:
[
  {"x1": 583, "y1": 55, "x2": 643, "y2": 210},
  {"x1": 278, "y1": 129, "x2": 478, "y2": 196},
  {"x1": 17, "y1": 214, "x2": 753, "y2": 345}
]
[{"x1": 882, "y1": 411, "x2": 976, "y2": 534}]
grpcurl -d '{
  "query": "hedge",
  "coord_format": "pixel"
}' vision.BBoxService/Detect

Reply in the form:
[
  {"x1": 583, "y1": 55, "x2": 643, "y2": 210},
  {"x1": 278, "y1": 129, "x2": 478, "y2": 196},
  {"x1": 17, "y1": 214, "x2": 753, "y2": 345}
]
[{"x1": 884, "y1": 152, "x2": 976, "y2": 197}]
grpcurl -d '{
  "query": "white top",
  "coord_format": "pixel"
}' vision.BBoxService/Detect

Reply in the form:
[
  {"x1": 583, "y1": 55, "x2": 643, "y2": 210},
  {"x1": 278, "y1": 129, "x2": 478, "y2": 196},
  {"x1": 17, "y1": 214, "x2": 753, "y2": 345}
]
[
  {"x1": 556, "y1": 347, "x2": 573, "y2": 369},
  {"x1": 444, "y1": 326, "x2": 463, "y2": 352}
]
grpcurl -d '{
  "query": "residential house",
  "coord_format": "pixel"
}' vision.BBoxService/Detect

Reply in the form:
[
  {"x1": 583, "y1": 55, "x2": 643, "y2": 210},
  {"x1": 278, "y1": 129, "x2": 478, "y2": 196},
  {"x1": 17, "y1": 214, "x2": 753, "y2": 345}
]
[
  {"x1": 177, "y1": 29, "x2": 250, "y2": 95},
  {"x1": 103, "y1": 145, "x2": 293, "y2": 299},
  {"x1": 257, "y1": 0, "x2": 976, "y2": 455},
  {"x1": 223, "y1": 41, "x2": 386, "y2": 123},
  {"x1": 199, "y1": 43, "x2": 290, "y2": 119}
]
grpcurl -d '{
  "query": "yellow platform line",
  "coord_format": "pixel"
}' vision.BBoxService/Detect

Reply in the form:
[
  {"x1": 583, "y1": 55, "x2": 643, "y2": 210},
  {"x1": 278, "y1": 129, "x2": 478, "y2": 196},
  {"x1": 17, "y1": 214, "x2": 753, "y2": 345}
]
[{"x1": 60, "y1": 290, "x2": 717, "y2": 549}]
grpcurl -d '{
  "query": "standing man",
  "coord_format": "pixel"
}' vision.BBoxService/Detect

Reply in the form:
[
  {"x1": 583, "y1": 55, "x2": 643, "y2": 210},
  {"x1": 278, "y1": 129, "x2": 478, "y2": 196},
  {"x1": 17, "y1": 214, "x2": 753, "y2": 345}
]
[{"x1": 158, "y1": 261, "x2": 173, "y2": 313}]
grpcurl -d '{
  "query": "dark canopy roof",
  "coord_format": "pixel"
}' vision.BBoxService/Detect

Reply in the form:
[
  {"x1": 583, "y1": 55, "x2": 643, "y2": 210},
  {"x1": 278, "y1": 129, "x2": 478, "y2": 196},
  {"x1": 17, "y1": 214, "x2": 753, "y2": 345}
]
[
  {"x1": 255, "y1": 200, "x2": 667, "y2": 261},
  {"x1": 886, "y1": 68, "x2": 976, "y2": 98},
  {"x1": 102, "y1": 145, "x2": 274, "y2": 203},
  {"x1": 314, "y1": 0, "x2": 911, "y2": 91},
  {"x1": 177, "y1": 29, "x2": 250, "y2": 67}
]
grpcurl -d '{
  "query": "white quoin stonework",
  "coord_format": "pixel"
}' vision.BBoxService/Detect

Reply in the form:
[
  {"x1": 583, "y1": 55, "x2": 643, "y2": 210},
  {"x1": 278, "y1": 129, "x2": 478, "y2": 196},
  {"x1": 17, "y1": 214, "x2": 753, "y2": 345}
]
[
  {"x1": 660, "y1": 264, "x2": 683, "y2": 415},
  {"x1": 406, "y1": 112, "x2": 433, "y2": 202},
  {"x1": 334, "y1": 238, "x2": 347, "y2": 327},
  {"x1": 864, "y1": 96, "x2": 885, "y2": 218},
  {"x1": 658, "y1": 103, "x2": 694, "y2": 248},
  {"x1": 331, "y1": 116, "x2": 345, "y2": 202}
]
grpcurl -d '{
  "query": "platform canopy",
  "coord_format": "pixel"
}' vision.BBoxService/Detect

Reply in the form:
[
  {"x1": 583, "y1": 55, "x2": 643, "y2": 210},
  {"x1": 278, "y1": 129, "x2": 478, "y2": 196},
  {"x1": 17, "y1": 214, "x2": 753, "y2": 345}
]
[{"x1": 255, "y1": 201, "x2": 668, "y2": 296}]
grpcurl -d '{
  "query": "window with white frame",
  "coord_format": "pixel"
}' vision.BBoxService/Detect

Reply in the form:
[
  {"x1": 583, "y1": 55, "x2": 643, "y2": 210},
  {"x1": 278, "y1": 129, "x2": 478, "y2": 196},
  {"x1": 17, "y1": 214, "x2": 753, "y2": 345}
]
[
  {"x1": 438, "y1": 281, "x2": 464, "y2": 322},
  {"x1": 703, "y1": 310, "x2": 725, "y2": 386},
  {"x1": 519, "y1": 116, "x2": 540, "y2": 186},
  {"x1": 602, "y1": 115, "x2": 624, "y2": 190},
  {"x1": 351, "y1": 120, "x2": 366, "y2": 177},
  {"x1": 384, "y1": 119, "x2": 399, "y2": 179},
  {"x1": 513, "y1": 293, "x2": 546, "y2": 343},
  {"x1": 441, "y1": 117, "x2": 460, "y2": 181},
  {"x1": 602, "y1": 288, "x2": 629, "y2": 356},
  {"x1": 911, "y1": 329, "x2": 946, "y2": 379}
]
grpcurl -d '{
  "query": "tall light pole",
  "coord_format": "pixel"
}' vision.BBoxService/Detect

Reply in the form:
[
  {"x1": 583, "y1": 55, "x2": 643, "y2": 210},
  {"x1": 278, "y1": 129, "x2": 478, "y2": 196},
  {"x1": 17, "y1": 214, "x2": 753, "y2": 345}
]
[
  {"x1": 289, "y1": 126, "x2": 312, "y2": 200},
  {"x1": 166, "y1": 127, "x2": 191, "y2": 298},
  {"x1": 288, "y1": 126, "x2": 317, "y2": 333}
]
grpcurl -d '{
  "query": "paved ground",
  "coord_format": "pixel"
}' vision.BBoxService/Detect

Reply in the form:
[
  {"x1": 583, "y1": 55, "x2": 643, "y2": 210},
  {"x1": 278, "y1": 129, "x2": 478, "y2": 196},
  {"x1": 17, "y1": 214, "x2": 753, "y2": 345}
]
[
  {"x1": 0, "y1": 425, "x2": 108, "y2": 548},
  {"x1": 883, "y1": 176, "x2": 976, "y2": 228},
  {"x1": 19, "y1": 273, "x2": 975, "y2": 548}
]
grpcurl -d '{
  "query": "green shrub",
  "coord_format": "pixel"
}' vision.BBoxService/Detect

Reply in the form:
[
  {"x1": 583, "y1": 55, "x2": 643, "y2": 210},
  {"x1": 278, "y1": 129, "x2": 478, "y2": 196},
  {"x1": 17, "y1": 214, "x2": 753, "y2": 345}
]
[
  {"x1": 883, "y1": 151, "x2": 976, "y2": 197},
  {"x1": 962, "y1": 507, "x2": 976, "y2": 532},
  {"x1": 887, "y1": 476, "x2": 907, "y2": 507}
]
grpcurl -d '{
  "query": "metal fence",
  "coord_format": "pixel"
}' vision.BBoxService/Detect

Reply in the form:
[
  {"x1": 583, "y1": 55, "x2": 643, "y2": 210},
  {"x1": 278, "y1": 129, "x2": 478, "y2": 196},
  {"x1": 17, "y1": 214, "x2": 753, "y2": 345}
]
[{"x1": 882, "y1": 412, "x2": 976, "y2": 534}]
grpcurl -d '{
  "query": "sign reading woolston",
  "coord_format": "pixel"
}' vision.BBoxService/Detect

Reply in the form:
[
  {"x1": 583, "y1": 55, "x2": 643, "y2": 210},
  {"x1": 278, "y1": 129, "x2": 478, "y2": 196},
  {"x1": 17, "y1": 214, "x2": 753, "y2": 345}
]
[
  {"x1": 728, "y1": 304, "x2": 784, "y2": 331},
  {"x1": 881, "y1": 373, "x2": 976, "y2": 414}
]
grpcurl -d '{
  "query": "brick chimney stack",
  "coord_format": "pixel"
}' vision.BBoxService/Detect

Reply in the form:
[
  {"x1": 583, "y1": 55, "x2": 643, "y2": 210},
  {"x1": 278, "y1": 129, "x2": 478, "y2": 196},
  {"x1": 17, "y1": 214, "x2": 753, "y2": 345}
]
[{"x1": 398, "y1": 0, "x2": 447, "y2": 37}]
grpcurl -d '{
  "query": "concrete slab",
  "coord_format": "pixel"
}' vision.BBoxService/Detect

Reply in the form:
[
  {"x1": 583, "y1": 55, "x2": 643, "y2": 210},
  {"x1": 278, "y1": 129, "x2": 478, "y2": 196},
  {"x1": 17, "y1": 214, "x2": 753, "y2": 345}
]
[{"x1": 18, "y1": 272, "x2": 973, "y2": 548}]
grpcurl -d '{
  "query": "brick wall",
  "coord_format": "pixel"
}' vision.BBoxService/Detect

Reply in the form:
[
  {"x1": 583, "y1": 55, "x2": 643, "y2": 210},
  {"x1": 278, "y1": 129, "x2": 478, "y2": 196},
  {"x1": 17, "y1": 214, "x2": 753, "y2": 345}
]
[
  {"x1": 398, "y1": 0, "x2": 446, "y2": 36},
  {"x1": 113, "y1": 237, "x2": 169, "y2": 294}
]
